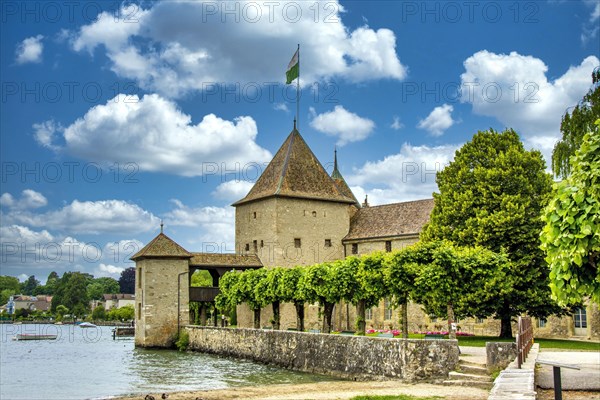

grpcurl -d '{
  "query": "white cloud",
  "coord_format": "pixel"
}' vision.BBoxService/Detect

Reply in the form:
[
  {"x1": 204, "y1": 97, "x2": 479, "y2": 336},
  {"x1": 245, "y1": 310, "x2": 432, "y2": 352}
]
[
  {"x1": 274, "y1": 103, "x2": 289, "y2": 113},
  {"x1": 70, "y1": 1, "x2": 407, "y2": 97},
  {"x1": 0, "y1": 190, "x2": 47, "y2": 210},
  {"x1": 15, "y1": 35, "x2": 44, "y2": 64},
  {"x1": 164, "y1": 199, "x2": 235, "y2": 247},
  {"x1": 33, "y1": 120, "x2": 62, "y2": 151},
  {"x1": 417, "y1": 104, "x2": 455, "y2": 136},
  {"x1": 94, "y1": 263, "x2": 125, "y2": 278},
  {"x1": 460, "y1": 51, "x2": 598, "y2": 164},
  {"x1": 310, "y1": 105, "x2": 375, "y2": 146},
  {"x1": 348, "y1": 143, "x2": 459, "y2": 205},
  {"x1": 582, "y1": 0, "x2": 600, "y2": 43},
  {"x1": 4, "y1": 199, "x2": 158, "y2": 235},
  {"x1": 36, "y1": 93, "x2": 272, "y2": 176},
  {"x1": 391, "y1": 116, "x2": 404, "y2": 130},
  {"x1": 212, "y1": 181, "x2": 254, "y2": 202}
]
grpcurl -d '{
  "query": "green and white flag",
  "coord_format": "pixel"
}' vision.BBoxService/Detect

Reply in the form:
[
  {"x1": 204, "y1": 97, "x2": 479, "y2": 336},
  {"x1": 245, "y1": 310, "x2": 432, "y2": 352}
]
[{"x1": 286, "y1": 48, "x2": 299, "y2": 84}]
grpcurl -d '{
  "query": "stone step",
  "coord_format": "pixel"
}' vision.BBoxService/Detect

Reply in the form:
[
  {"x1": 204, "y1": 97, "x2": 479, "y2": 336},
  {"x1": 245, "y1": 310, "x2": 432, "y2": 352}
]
[
  {"x1": 457, "y1": 362, "x2": 488, "y2": 375},
  {"x1": 442, "y1": 379, "x2": 493, "y2": 390},
  {"x1": 448, "y1": 371, "x2": 493, "y2": 382},
  {"x1": 458, "y1": 359, "x2": 487, "y2": 368}
]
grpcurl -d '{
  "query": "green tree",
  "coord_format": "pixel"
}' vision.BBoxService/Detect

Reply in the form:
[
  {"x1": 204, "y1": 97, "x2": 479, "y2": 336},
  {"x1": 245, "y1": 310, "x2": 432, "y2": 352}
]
[
  {"x1": 119, "y1": 267, "x2": 135, "y2": 294},
  {"x1": 51, "y1": 272, "x2": 90, "y2": 315},
  {"x1": 236, "y1": 269, "x2": 268, "y2": 329},
  {"x1": 55, "y1": 304, "x2": 69, "y2": 321},
  {"x1": 91, "y1": 305, "x2": 106, "y2": 321},
  {"x1": 87, "y1": 277, "x2": 120, "y2": 300},
  {"x1": 191, "y1": 270, "x2": 213, "y2": 287},
  {"x1": 552, "y1": 69, "x2": 600, "y2": 178},
  {"x1": 353, "y1": 253, "x2": 387, "y2": 335},
  {"x1": 279, "y1": 266, "x2": 307, "y2": 332},
  {"x1": 21, "y1": 275, "x2": 40, "y2": 295},
  {"x1": 255, "y1": 267, "x2": 285, "y2": 329},
  {"x1": 0, "y1": 276, "x2": 20, "y2": 305},
  {"x1": 542, "y1": 123, "x2": 600, "y2": 305},
  {"x1": 215, "y1": 270, "x2": 241, "y2": 317},
  {"x1": 34, "y1": 271, "x2": 59, "y2": 295},
  {"x1": 422, "y1": 128, "x2": 560, "y2": 338},
  {"x1": 385, "y1": 249, "x2": 418, "y2": 338}
]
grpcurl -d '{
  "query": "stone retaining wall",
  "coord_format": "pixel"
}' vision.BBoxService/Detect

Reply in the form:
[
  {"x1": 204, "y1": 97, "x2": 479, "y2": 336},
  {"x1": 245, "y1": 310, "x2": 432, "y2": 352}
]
[{"x1": 185, "y1": 326, "x2": 459, "y2": 382}]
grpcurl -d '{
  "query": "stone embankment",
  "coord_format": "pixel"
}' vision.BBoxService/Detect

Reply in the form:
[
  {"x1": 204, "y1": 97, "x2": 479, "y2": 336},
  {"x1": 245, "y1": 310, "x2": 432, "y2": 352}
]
[{"x1": 185, "y1": 326, "x2": 460, "y2": 382}]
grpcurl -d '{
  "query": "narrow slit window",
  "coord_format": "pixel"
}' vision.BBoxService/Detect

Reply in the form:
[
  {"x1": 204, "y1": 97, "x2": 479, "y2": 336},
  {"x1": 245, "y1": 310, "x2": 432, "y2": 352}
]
[{"x1": 294, "y1": 238, "x2": 301, "y2": 248}]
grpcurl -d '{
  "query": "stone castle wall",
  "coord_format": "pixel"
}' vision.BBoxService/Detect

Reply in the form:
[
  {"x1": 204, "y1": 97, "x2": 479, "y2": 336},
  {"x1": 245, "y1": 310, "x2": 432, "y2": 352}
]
[
  {"x1": 185, "y1": 326, "x2": 460, "y2": 382},
  {"x1": 236, "y1": 197, "x2": 351, "y2": 267},
  {"x1": 135, "y1": 257, "x2": 189, "y2": 347}
]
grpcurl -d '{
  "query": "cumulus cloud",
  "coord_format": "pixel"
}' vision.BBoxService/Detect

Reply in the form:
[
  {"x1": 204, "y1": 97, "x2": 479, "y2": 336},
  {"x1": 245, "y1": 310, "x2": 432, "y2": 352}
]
[
  {"x1": 581, "y1": 0, "x2": 600, "y2": 43},
  {"x1": 417, "y1": 104, "x2": 455, "y2": 136},
  {"x1": 33, "y1": 120, "x2": 63, "y2": 151},
  {"x1": 15, "y1": 35, "x2": 44, "y2": 64},
  {"x1": 460, "y1": 51, "x2": 598, "y2": 163},
  {"x1": 4, "y1": 198, "x2": 158, "y2": 235},
  {"x1": 164, "y1": 199, "x2": 235, "y2": 247},
  {"x1": 94, "y1": 263, "x2": 125, "y2": 278},
  {"x1": 35, "y1": 94, "x2": 272, "y2": 176},
  {"x1": 310, "y1": 105, "x2": 375, "y2": 145},
  {"x1": 70, "y1": 1, "x2": 407, "y2": 97},
  {"x1": 348, "y1": 143, "x2": 459, "y2": 205},
  {"x1": 0, "y1": 190, "x2": 47, "y2": 210},
  {"x1": 390, "y1": 116, "x2": 404, "y2": 130},
  {"x1": 212, "y1": 181, "x2": 254, "y2": 202}
]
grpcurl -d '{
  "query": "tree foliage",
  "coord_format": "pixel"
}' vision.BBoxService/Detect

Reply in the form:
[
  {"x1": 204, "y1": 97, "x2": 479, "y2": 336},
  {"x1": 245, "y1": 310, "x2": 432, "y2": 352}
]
[
  {"x1": 542, "y1": 122, "x2": 600, "y2": 305},
  {"x1": 119, "y1": 267, "x2": 136, "y2": 294},
  {"x1": 51, "y1": 272, "x2": 90, "y2": 315},
  {"x1": 552, "y1": 69, "x2": 600, "y2": 179},
  {"x1": 21, "y1": 275, "x2": 40, "y2": 295},
  {"x1": 421, "y1": 128, "x2": 561, "y2": 337},
  {"x1": 87, "y1": 277, "x2": 120, "y2": 300},
  {"x1": 354, "y1": 253, "x2": 387, "y2": 335},
  {"x1": 0, "y1": 276, "x2": 20, "y2": 305}
]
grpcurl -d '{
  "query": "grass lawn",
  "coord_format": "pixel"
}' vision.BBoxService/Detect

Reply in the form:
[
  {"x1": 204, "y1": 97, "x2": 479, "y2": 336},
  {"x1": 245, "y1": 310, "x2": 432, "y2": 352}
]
[
  {"x1": 350, "y1": 396, "x2": 442, "y2": 400},
  {"x1": 456, "y1": 335, "x2": 600, "y2": 351}
]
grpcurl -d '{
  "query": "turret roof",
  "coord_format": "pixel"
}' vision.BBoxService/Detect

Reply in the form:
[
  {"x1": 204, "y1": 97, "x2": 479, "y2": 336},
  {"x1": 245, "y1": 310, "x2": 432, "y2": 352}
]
[
  {"x1": 130, "y1": 232, "x2": 192, "y2": 260},
  {"x1": 233, "y1": 127, "x2": 357, "y2": 206}
]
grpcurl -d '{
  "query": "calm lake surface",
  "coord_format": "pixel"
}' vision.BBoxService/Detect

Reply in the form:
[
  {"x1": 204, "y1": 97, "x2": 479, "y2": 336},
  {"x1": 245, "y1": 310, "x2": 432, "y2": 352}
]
[{"x1": 0, "y1": 324, "x2": 331, "y2": 400}]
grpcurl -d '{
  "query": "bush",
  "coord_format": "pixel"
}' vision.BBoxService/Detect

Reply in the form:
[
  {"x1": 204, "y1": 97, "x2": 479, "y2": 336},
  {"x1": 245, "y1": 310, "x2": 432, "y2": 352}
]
[{"x1": 175, "y1": 330, "x2": 189, "y2": 351}]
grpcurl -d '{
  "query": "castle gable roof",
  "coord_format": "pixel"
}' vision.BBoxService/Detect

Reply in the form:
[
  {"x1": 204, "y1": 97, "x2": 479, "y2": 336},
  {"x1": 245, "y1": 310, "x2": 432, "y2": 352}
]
[
  {"x1": 189, "y1": 253, "x2": 263, "y2": 268},
  {"x1": 331, "y1": 149, "x2": 360, "y2": 207},
  {"x1": 130, "y1": 233, "x2": 192, "y2": 260},
  {"x1": 344, "y1": 198, "x2": 434, "y2": 241},
  {"x1": 233, "y1": 128, "x2": 357, "y2": 206}
]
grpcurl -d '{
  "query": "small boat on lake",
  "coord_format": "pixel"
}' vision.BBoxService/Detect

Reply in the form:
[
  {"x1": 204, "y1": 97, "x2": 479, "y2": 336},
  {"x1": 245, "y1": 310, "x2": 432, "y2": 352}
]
[
  {"x1": 13, "y1": 334, "x2": 58, "y2": 341},
  {"x1": 78, "y1": 322, "x2": 97, "y2": 328}
]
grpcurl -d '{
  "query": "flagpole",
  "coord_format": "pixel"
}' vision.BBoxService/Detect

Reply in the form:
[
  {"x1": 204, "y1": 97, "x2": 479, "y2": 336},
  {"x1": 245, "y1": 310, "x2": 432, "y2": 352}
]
[{"x1": 296, "y1": 43, "x2": 300, "y2": 130}]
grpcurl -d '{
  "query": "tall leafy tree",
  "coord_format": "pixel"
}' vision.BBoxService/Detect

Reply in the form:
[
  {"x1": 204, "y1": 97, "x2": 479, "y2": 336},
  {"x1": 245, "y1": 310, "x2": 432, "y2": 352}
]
[
  {"x1": 0, "y1": 276, "x2": 20, "y2": 305},
  {"x1": 552, "y1": 69, "x2": 600, "y2": 178},
  {"x1": 119, "y1": 267, "x2": 136, "y2": 294},
  {"x1": 254, "y1": 267, "x2": 285, "y2": 329},
  {"x1": 21, "y1": 275, "x2": 40, "y2": 295},
  {"x1": 34, "y1": 271, "x2": 59, "y2": 295},
  {"x1": 236, "y1": 268, "x2": 268, "y2": 329},
  {"x1": 542, "y1": 123, "x2": 600, "y2": 305},
  {"x1": 87, "y1": 277, "x2": 120, "y2": 300},
  {"x1": 353, "y1": 253, "x2": 388, "y2": 335},
  {"x1": 422, "y1": 128, "x2": 560, "y2": 338},
  {"x1": 279, "y1": 266, "x2": 307, "y2": 331},
  {"x1": 51, "y1": 272, "x2": 90, "y2": 315},
  {"x1": 385, "y1": 249, "x2": 418, "y2": 338}
]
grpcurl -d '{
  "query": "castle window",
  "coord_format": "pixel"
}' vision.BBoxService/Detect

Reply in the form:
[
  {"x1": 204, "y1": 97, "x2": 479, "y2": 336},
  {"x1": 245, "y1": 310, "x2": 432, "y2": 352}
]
[
  {"x1": 294, "y1": 238, "x2": 301, "y2": 248},
  {"x1": 385, "y1": 241, "x2": 392, "y2": 252},
  {"x1": 476, "y1": 318, "x2": 484, "y2": 324},
  {"x1": 137, "y1": 267, "x2": 142, "y2": 288},
  {"x1": 537, "y1": 318, "x2": 547, "y2": 328},
  {"x1": 325, "y1": 239, "x2": 332, "y2": 247},
  {"x1": 245, "y1": 243, "x2": 250, "y2": 251},
  {"x1": 137, "y1": 303, "x2": 141, "y2": 319},
  {"x1": 351, "y1": 243, "x2": 358, "y2": 254},
  {"x1": 574, "y1": 307, "x2": 587, "y2": 328},
  {"x1": 323, "y1": 211, "x2": 327, "y2": 217},
  {"x1": 253, "y1": 240, "x2": 258, "y2": 252},
  {"x1": 312, "y1": 211, "x2": 317, "y2": 217},
  {"x1": 253, "y1": 212, "x2": 257, "y2": 219},
  {"x1": 384, "y1": 298, "x2": 393, "y2": 320},
  {"x1": 260, "y1": 240, "x2": 264, "y2": 248},
  {"x1": 365, "y1": 307, "x2": 373, "y2": 320},
  {"x1": 304, "y1": 210, "x2": 307, "y2": 216}
]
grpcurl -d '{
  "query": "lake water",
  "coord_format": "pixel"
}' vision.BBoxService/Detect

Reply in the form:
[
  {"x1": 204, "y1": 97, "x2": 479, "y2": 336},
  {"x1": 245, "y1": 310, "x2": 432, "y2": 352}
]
[{"x1": 0, "y1": 324, "x2": 331, "y2": 400}]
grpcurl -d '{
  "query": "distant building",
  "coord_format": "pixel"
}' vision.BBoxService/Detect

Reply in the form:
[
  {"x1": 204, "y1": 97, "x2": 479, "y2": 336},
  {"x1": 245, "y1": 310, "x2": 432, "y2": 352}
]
[
  {"x1": 102, "y1": 294, "x2": 135, "y2": 310},
  {"x1": 8, "y1": 295, "x2": 53, "y2": 312}
]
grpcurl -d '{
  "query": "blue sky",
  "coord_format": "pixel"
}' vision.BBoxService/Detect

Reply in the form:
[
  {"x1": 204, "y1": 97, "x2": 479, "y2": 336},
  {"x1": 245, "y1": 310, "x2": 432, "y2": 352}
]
[{"x1": 1, "y1": 0, "x2": 599, "y2": 283}]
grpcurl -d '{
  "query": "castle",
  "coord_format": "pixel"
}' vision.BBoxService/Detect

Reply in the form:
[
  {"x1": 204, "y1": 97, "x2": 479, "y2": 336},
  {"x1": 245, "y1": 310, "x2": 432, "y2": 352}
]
[{"x1": 132, "y1": 124, "x2": 598, "y2": 347}]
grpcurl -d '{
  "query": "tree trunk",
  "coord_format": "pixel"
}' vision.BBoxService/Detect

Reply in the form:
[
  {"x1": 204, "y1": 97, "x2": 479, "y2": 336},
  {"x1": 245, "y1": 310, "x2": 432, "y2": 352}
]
[
  {"x1": 200, "y1": 304, "x2": 207, "y2": 326},
  {"x1": 322, "y1": 302, "x2": 334, "y2": 333},
  {"x1": 401, "y1": 302, "x2": 409, "y2": 339},
  {"x1": 356, "y1": 299, "x2": 366, "y2": 335},
  {"x1": 272, "y1": 301, "x2": 280, "y2": 330},
  {"x1": 499, "y1": 309, "x2": 513, "y2": 338},
  {"x1": 253, "y1": 308, "x2": 261, "y2": 329},
  {"x1": 447, "y1": 303, "x2": 456, "y2": 339},
  {"x1": 295, "y1": 302, "x2": 305, "y2": 332}
]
